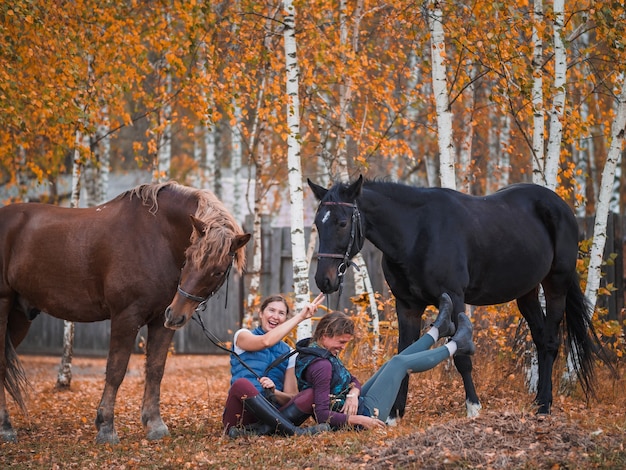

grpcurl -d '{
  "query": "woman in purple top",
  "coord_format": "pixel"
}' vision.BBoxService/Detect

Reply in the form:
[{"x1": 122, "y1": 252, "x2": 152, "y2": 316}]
[
  {"x1": 222, "y1": 293, "x2": 329, "y2": 437},
  {"x1": 295, "y1": 293, "x2": 475, "y2": 430}
]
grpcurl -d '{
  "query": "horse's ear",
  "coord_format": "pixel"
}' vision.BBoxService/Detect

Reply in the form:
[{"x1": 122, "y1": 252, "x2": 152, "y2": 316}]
[
  {"x1": 190, "y1": 215, "x2": 207, "y2": 236},
  {"x1": 231, "y1": 233, "x2": 251, "y2": 252},
  {"x1": 345, "y1": 175, "x2": 364, "y2": 200},
  {"x1": 307, "y1": 178, "x2": 328, "y2": 201}
]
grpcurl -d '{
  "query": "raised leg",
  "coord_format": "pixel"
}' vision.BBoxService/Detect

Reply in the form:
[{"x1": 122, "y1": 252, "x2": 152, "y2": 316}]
[
  {"x1": 141, "y1": 318, "x2": 174, "y2": 440},
  {"x1": 95, "y1": 320, "x2": 137, "y2": 444}
]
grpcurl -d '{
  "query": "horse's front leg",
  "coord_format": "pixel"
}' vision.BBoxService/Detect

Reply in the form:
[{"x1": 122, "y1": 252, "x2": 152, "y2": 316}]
[
  {"x1": 447, "y1": 293, "x2": 481, "y2": 417},
  {"x1": 389, "y1": 299, "x2": 424, "y2": 420},
  {"x1": 141, "y1": 318, "x2": 175, "y2": 440},
  {"x1": 95, "y1": 321, "x2": 137, "y2": 444},
  {"x1": 453, "y1": 354, "x2": 481, "y2": 417}
]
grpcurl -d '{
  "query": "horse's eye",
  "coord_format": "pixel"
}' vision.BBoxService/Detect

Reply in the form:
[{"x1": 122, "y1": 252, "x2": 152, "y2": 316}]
[
  {"x1": 339, "y1": 220, "x2": 348, "y2": 228},
  {"x1": 213, "y1": 271, "x2": 224, "y2": 277}
]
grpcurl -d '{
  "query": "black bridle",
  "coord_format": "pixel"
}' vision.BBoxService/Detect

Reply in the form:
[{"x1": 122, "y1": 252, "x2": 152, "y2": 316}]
[
  {"x1": 316, "y1": 201, "x2": 365, "y2": 298},
  {"x1": 176, "y1": 252, "x2": 235, "y2": 309}
]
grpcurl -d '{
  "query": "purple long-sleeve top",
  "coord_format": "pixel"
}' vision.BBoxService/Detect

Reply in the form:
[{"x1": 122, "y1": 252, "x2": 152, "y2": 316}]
[{"x1": 304, "y1": 358, "x2": 362, "y2": 428}]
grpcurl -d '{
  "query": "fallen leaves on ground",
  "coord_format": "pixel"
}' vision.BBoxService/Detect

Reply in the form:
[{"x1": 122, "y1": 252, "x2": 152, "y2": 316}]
[{"x1": 1, "y1": 354, "x2": 624, "y2": 469}]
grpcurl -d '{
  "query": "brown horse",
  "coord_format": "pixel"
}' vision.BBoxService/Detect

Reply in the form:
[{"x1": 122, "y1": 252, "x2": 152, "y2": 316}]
[{"x1": 0, "y1": 181, "x2": 250, "y2": 444}]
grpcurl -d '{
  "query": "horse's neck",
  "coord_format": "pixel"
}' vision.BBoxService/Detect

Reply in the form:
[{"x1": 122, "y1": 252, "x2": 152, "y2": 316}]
[{"x1": 358, "y1": 187, "x2": 421, "y2": 258}]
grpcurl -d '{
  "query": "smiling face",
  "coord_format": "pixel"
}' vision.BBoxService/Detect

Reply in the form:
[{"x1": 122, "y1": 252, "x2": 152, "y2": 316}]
[
  {"x1": 318, "y1": 333, "x2": 354, "y2": 356},
  {"x1": 259, "y1": 299, "x2": 289, "y2": 332}
]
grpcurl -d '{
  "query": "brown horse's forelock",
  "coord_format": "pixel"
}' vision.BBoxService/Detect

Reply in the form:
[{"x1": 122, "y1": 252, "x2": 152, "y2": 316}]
[{"x1": 128, "y1": 182, "x2": 245, "y2": 274}]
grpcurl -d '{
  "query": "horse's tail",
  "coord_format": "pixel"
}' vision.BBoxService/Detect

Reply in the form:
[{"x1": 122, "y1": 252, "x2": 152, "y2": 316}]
[
  {"x1": 4, "y1": 333, "x2": 30, "y2": 414},
  {"x1": 564, "y1": 276, "x2": 611, "y2": 399}
]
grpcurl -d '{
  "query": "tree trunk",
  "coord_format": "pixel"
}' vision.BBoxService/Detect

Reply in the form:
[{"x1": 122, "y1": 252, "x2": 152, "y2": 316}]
[
  {"x1": 531, "y1": 0, "x2": 545, "y2": 185},
  {"x1": 283, "y1": 0, "x2": 311, "y2": 339},
  {"x1": 544, "y1": 0, "x2": 566, "y2": 190},
  {"x1": 427, "y1": 0, "x2": 456, "y2": 189}
]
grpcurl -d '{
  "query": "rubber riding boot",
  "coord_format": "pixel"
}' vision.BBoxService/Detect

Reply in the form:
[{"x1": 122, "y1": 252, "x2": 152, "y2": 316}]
[
  {"x1": 228, "y1": 422, "x2": 267, "y2": 438},
  {"x1": 450, "y1": 312, "x2": 475, "y2": 355},
  {"x1": 431, "y1": 293, "x2": 456, "y2": 338},
  {"x1": 279, "y1": 402, "x2": 313, "y2": 426},
  {"x1": 239, "y1": 394, "x2": 330, "y2": 437}
]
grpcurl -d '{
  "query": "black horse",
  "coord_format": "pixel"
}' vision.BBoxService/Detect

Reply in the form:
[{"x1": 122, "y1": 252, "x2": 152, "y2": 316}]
[{"x1": 308, "y1": 176, "x2": 602, "y2": 417}]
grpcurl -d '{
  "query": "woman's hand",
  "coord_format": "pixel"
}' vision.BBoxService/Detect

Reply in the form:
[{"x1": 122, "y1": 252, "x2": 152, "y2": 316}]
[
  {"x1": 258, "y1": 377, "x2": 276, "y2": 391},
  {"x1": 340, "y1": 392, "x2": 359, "y2": 416},
  {"x1": 348, "y1": 414, "x2": 386, "y2": 430},
  {"x1": 299, "y1": 292, "x2": 325, "y2": 320}
]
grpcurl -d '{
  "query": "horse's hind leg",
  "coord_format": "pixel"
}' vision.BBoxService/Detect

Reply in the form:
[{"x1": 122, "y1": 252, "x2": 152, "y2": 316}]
[
  {"x1": 0, "y1": 303, "x2": 16, "y2": 442},
  {"x1": 141, "y1": 318, "x2": 175, "y2": 440},
  {"x1": 95, "y1": 321, "x2": 137, "y2": 444},
  {"x1": 0, "y1": 297, "x2": 29, "y2": 443},
  {"x1": 517, "y1": 287, "x2": 564, "y2": 414}
]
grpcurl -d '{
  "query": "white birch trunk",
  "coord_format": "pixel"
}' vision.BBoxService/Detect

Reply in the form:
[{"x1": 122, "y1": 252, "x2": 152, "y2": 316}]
[
  {"x1": 156, "y1": 69, "x2": 172, "y2": 182},
  {"x1": 544, "y1": 0, "x2": 566, "y2": 191},
  {"x1": 527, "y1": 0, "x2": 545, "y2": 392},
  {"x1": 458, "y1": 63, "x2": 476, "y2": 193},
  {"x1": 283, "y1": 0, "x2": 311, "y2": 339},
  {"x1": 427, "y1": 0, "x2": 456, "y2": 189},
  {"x1": 231, "y1": 100, "x2": 243, "y2": 222},
  {"x1": 498, "y1": 113, "x2": 511, "y2": 187},
  {"x1": 57, "y1": 129, "x2": 88, "y2": 389},
  {"x1": 337, "y1": 0, "x2": 379, "y2": 352},
  {"x1": 584, "y1": 79, "x2": 626, "y2": 309},
  {"x1": 531, "y1": 0, "x2": 545, "y2": 185},
  {"x1": 563, "y1": 76, "x2": 626, "y2": 386}
]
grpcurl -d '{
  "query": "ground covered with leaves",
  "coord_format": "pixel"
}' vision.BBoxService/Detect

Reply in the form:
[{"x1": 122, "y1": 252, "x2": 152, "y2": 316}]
[{"x1": 1, "y1": 351, "x2": 624, "y2": 469}]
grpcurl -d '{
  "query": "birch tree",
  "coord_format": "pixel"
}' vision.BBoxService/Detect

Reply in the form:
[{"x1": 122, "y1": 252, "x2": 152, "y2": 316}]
[
  {"x1": 57, "y1": 128, "x2": 89, "y2": 389},
  {"x1": 283, "y1": 0, "x2": 311, "y2": 339},
  {"x1": 584, "y1": 80, "x2": 626, "y2": 309},
  {"x1": 531, "y1": 0, "x2": 545, "y2": 185},
  {"x1": 426, "y1": 0, "x2": 456, "y2": 189},
  {"x1": 543, "y1": 0, "x2": 566, "y2": 190},
  {"x1": 336, "y1": 0, "x2": 380, "y2": 352}
]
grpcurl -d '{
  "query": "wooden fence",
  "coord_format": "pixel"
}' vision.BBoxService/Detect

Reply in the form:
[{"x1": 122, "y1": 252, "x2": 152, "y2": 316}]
[{"x1": 17, "y1": 214, "x2": 625, "y2": 356}]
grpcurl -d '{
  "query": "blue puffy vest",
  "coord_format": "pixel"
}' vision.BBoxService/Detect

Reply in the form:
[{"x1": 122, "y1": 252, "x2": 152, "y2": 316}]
[
  {"x1": 230, "y1": 326, "x2": 291, "y2": 393},
  {"x1": 295, "y1": 338, "x2": 354, "y2": 412}
]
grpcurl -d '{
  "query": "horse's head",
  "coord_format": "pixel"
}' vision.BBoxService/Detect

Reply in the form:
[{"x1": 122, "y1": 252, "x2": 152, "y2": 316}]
[
  {"x1": 164, "y1": 216, "x2": 251, "y2": 330},
  {"x1": 308, "y1": 175, "x2": 365, "y2": 294}
]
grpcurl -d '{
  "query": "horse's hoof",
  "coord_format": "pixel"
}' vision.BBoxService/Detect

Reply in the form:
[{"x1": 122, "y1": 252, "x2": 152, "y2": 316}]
[
  {"x1": 95, "y1": 428, "x2": 120, "y2": 445},
  {"x1": 146, "y1": 423, "x2": 169, "y2": 441},
  {"x1": 465, "y1": 400, "x2": 482, "y2": 418}
]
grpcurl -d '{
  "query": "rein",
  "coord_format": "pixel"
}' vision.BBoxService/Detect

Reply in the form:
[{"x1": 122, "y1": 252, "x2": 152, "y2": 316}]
[
  {"x1": 192, "y1": 311, "x2": 263, "y2": 380},
  {"x1": 316, "y1": 201, "x2": 364, "y2": 302}
]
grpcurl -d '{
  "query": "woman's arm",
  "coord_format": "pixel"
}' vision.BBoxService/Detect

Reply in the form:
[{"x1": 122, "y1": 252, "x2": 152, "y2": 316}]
[
  {"x1": 307, "y1": 361, "x2": 384, "y2": 430},
  {"x1": 236, "y1": 293, "x2": 324, "y2": 352},
  {"x1": 271, "y1": 368, "x2": 298, "y2": 405}
]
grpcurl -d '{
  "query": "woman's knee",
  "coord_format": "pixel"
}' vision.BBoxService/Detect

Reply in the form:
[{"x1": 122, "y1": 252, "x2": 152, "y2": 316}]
[{"x1": 230, "y1": 378, "x2": 260, "y2": 397}]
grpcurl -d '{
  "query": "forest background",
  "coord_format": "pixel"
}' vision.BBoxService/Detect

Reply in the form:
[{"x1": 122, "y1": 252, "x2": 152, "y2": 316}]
[{"x1": 2, "y1": 1, "x2": 626, "y2": 467}]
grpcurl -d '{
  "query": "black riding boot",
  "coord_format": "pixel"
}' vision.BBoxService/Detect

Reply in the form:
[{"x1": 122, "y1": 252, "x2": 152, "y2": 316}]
[
  {"x1": 228, "y1": 394, "x2": 329, "y2": 438},
  {"x1": 278, "y1": 402, "x2": 312, "y2": 426}
]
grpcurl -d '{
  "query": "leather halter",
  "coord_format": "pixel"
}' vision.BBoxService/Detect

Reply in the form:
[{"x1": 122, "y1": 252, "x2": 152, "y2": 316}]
[
  {"x1": 316, "y1": 201, "x2": 364, "y2": 280},
  {"x1": 176, "y1": 252, "x2": 235, "y2": 308}
]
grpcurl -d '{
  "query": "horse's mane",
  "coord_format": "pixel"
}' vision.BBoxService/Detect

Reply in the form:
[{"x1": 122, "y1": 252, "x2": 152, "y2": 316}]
[
  {"x1": 125, "y1": 181, "x2": 246, "y2": 273},
  {"x1": 329, "y1": 177, "x2": 422, "y2": 204}
]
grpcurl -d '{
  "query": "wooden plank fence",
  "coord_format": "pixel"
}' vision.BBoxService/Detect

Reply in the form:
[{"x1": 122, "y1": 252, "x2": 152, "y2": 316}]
[{"x1": 17, "y1": 214, "x2": 625, "y2": 356}]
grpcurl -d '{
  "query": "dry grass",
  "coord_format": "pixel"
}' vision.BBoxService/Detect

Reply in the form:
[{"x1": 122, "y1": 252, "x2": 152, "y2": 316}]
[{"x1": 1, "y1": 344, "x2": 624, "y2": 469}]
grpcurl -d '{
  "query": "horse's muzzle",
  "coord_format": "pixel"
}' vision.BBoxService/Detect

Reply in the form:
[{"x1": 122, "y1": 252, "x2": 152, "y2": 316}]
[
  {"x1": 163, "y1": 306, "x2": 189, "y2": 330},
  {"x1": 314, "y1": 264, "x2": 341, "y2": 294}
]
